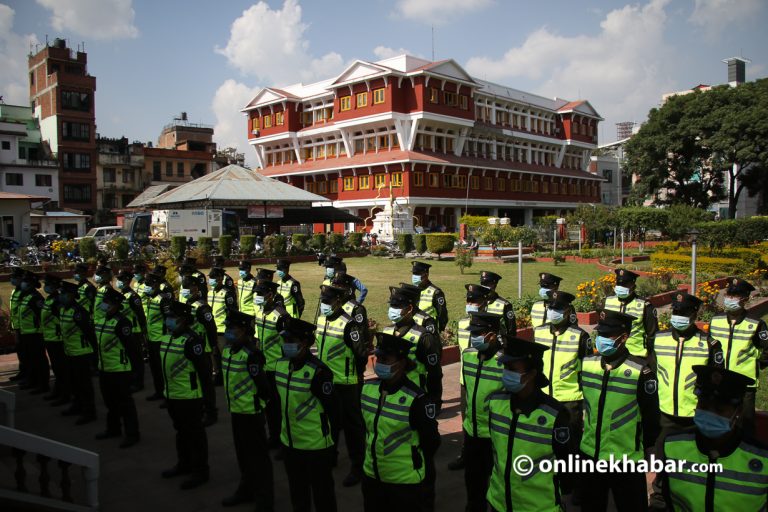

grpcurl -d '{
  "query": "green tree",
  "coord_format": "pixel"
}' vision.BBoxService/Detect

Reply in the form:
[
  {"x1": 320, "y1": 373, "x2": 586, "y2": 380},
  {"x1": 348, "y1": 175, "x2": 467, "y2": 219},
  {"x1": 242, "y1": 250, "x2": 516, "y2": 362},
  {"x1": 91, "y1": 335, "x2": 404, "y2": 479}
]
[{"x1": 616, "y1": 207, "x2": 667, "y2": 250}]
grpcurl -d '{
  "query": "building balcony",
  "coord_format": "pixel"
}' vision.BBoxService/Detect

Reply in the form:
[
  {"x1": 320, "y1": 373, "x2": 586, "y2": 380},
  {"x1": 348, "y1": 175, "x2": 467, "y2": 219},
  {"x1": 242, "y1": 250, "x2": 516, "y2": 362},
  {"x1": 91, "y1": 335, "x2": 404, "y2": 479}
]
[
  {"x1": 2, "y1": 158, "x2": 59, "y2": 168},
  {"x1": 98, "y1": 153, "x2": 137, "y2": 165}
]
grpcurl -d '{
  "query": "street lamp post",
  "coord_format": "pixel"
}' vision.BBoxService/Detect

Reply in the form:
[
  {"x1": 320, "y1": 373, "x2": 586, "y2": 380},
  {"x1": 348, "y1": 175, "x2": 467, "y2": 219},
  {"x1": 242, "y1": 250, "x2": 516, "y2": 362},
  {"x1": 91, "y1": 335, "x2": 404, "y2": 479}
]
[
  {"x1": 578, "y1": 221, "x2": 583, "y2": 254},
  {"x1": 689, "y1": 229, "x2": 700, "y2": 294},
  {"x1": 518, "y1": 240, "x2": 523, "y2": 299},
  {"x1": 553, "y1": 224, "x2": 558, "y2": 255},
  {"x1": 620, "y1": 229, "x2": 625, "y2": 265}
]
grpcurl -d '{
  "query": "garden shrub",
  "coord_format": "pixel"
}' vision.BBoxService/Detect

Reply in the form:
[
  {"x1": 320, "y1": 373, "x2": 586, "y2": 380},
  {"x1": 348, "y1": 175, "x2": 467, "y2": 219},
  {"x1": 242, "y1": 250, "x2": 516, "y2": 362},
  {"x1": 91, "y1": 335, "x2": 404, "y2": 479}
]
[
  {"x1": 240, "y1": 235, "x2": 256, "y2": 256},
  {"x1": 414, "y1": 234, "x2": 427, "y2": 253},
  {"x1": 370, "y1": 245, "x2": 389, "y2": 257},
  {"x1": 327, "y1": 233, "x2": 344, "y2": 252},
  {"x1": 79, "y1": 237, "x2": 97, "y2": 261},
  {"x1": 218, "y1": 235, "x2": 233, "y2": 258},
  {"x1": 291, "y1": 234, "x2": 309, "y2": 253},
  {"x1": 263, "y1": 235, "x2": 287, "y2": 257},
  {"x1": 650, "y1": 252, "x2": 754, "y2": 275},
  {"x1": 112, "y1": 237, "x2": 130, "y2": 261},
  {"x1": 426, "y1": 233, "x2": 456, "y2": 257},
  {"x1": 397, "y1": 233, "x2": 414, "y2": 253},
  {"x1": 198, "y1": 237, "x2": 212, "y2": 258},
  {"x1": 455, "y1": 246, "x2": 473, "y2": 274},
  {"x1": 309, "y1": 234, "x2": 326, "y2": 251},
  {"x1": 170, "y1": 236, "x2": 187, "y2": 261},
  {"x1": 346, "y1": 232, "x2": 363, "y2": 250}
]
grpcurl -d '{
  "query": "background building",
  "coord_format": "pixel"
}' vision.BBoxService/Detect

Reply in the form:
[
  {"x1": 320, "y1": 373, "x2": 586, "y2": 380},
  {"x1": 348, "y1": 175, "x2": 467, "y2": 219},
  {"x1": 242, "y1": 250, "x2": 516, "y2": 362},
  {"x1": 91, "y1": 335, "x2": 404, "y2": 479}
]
[
  {"x1": 243, "y1": 55, "x2": 603, "y2": 233},
  {"x1": 95, "y1": 136, "x2": 145, "y2": 224},
  {"x1": 143, "y1": 113, "x2": 215, "y2": 188}
]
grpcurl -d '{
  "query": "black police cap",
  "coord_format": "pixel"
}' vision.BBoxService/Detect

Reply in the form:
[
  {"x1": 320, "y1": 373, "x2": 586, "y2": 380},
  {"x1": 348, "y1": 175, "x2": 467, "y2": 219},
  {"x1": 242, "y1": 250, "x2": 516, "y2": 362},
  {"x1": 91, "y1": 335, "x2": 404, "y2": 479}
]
[
  {"x1": 75, "y1": 262, "x2": 89, "y2": 273},
  {"x1": 595, "y1": 309, "x2": 636, "y2": 337},
  {"x1": 238, "y1": 260, "x2": 252, "y2": 271},
  {"x1": 671, "y1": 292, "x2": 702, "y2": 315},
  {"x1": 332, "y1": 273, "x2": 355, "y2": 288},
  {"x1": 181, "y1": 275, "x2": 200, "y2": 289},
  {"x1": 539, "y1": 273, "x2": 562, "y2": 287},
  {"x1": 167, "y1": 300, "x2": 193, "y2": 320},
  {"x1": 208, "y1": 267, "x2": 224, "y2": 278},
  {"x1": 95, "y1": 265, "x2": 112, "y2": 275},
  {"x1": 337, "y1": 262, "x2": 348, "y2": 272},
  {"x1": 60, "y1": 281, "x2": 79, "y2": 294},
  {"x1": 725, "y1": 277, "x2": 755, "y2": 297},
  {"x1": 226, "y1": 310, "x2": 255, "y2": 330},
  {"x1": 467, "y1": 311, "x2": 502, "y2": 333},
  {"x1": 44, "y1": 273, "x2": 62, "y2": 285},
  {"x1": 389, "y1": 285, "x2": 419, "y2": 307},
  {"x1": 320, "y1": 285, "x2": 346, "y2": 301},
  {"x1": 615, "y1": 268, "x2": 639, "y2": 285},
  {"x1": 22, "y1": 270, "x2": 40, "y2": 282},
  {"x1": 497, "y1": 337, "x2": 549, "y2": 364},
  {"x1": 324, "y1": 256, "x2": 343, "y2": 268},
  {"x1": 143, "y1": 272, "x2": 161, "y2": 285},
  {"x1": 280, "y1": 317, "x2": 316, "y2": 344},
  {"x1": 374, "y1": 332, "x2": 411, "y2": 359},
  {"x1": 276, "y1": 259, "x2": 290, "y2": 270},
  {"x1": 10, "y1": 267, "x2": 24, "y2": 277},
  {"x1": 412, "y1": 261, "x2": 432, "y2": 274},
  {"x1": 116, "y1": 269, "x2": 133, "y2": 282},
  {"x1": 132, "y1": 262, "x2": 147, "y2": 272},
  {"x1": 255, "y1": 268, "x2": 274, "y2": 281},
  {"x1": 465, "y1": 283, "x2": 491, "y2": 302},
  {"x1": 480, "y1": 270, "x2": 502, "y2": 285},
  {"x1": 254, "y1": 280, "x2": 279, "y2": 294},
  {"x1": 213, "y1": 255, "x2": 226, "y2": 267},
  {"x1": 693, "y1": 365, "x2": 754, "y2": 404},
  {"x1": 102, "y1": 288, "x2": 125, "y2": 305},
  {"x1": 183, "y1": 257, "x2": 197, "y2": 267},
  {"x1": 548, "y1": 290, "x2": 576, "y2": 310}
]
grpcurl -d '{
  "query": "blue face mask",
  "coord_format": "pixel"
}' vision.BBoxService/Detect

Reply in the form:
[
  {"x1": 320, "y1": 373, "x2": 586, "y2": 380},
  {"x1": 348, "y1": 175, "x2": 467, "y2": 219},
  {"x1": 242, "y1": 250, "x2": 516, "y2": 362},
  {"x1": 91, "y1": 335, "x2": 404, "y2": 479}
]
[
  {"x1": 99, "y1": 302, "x2": 111, "y2": 312},
  {"x1": 539, "y1": 287, "x2": 551, "y2": 299},
  {"x1": 723, "y1": 297, "x2": 742, "y2": 312},
  {"x1": 134, "y1": 274, "x2": 143, "y2": 281},
  {"x1": 374, "y1": 362, "x2": 395, "y2": 380},
  {"x1": 224, "y1": 330, "x2": 237, "y2": 343},
  {"x1": 502, "y1": 370, "x2": 526, "y2": 393},
  {"x1": 614, "y1": 285, "x2": 631, "y2": 299},
  {"x1": 165, "y1": 317, "x2": 178, "y2": 331},
  {"x1": 670, "y1": 315, "x2": 691, "y2": 331},
  {"x1": 470, "y1": 334, "x2": 489, "y2": 351},
  {"x1": 73, "y1": 274, "x2": 82, "y2": 282},
  {"x1": 320, "y1": 302, "x2": 333, "y2": 316},
  {"x1": 239, "y1": 270, "x2": 247, "y2": 278},
  {"x1": 94, "y1": 275, "x2": 103, "y2": 284},
  {"x1": 208, "y1": 278, "x2": 218, "y2": 287},
  {"x1": 325, "y1": 267, "x2": 335, "y2": 278},
  {"x1": 254, "y1": 294, "x2": 265, "y2": 305},
  {"x1": 282, "y1": 342, "x2": 300, "y2": 359},
  {"x1": 466, "y1": 304, "x2": 479, "y2": 315},
  {"x1": 44, "y1": 285, "x2": 55, "y2": 294},
  {"x1": 179, "y1": 288, "x2": 191, "y2": 299},
  {"x1": 596, "y1": 335, "x2": 618, "y2": 356},
  {"x1": 116, "y1": 280, "x2": 125, "y2": 289},
  {"x1": 388, "y1": 307, "x2": 403, "y2": 322},
  {"x1": 694, "y1": 409, "x2": 733, "y2": 439},
  {"x1": 143, "y1": 285, "x2": 154, "y2": 295},
  {"x1": 20, "y1": 282, "x2": 30, "y2": 291},
  {"x1": 412, "y1": 274, "x2": 422, "y2": 286},
  {"x1": 277, "y1": 270, "x2": 286, "y2": 279},
  {"x1": 547, "y1": 308, "x2": 565, "y2": 325}
]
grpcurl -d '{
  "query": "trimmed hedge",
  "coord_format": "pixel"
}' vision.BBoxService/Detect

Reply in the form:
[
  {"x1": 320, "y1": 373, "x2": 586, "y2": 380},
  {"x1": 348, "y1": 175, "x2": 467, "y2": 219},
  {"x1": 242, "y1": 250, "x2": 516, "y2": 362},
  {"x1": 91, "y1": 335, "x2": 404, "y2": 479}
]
[
  {"x1": 309, "y1": 234, "x2": 326, "y2": 251},
  {"x1": 219, "y1": 235, "x2": 233, "y2": 258},
  {"x1": 264, "y1": 234, "x2": 287, "y2": 257},
  {"x1": 240, "y1": 235, "x2": 256, "y2": 256},
  {"x1": 292, "y1": 234, "x2": 309, "y2": 251},
  {"x1": 346, "y1": 232, "x2": 363, "y2": 250},
  {"x1": 171, "y1": 236, "x2": 187, "y2": 261},
  {"x1": 650, "y1": 252, "x2": 756, "y2": 275},
  {"x1": 397, "y1": 233, "x2": 414, "y2": 253},
  {"x1": 327, "y1": 233, "x2": 344, "y2": 252},
  {"x1": 426, "y1": 233, "x2": 456, "y2": 256},
  {"x1": 79, "y1": 237, "x2": 97, "y2": 261},
  {"x1": 414, "y1": 234, "x2": 427, "y2": 253},
  {"x1": 112, "y1": 237, "x2": 129, "y2": 260},
  {"x1": 198, "y1": 237, "x2": 212, "y2": 258}
]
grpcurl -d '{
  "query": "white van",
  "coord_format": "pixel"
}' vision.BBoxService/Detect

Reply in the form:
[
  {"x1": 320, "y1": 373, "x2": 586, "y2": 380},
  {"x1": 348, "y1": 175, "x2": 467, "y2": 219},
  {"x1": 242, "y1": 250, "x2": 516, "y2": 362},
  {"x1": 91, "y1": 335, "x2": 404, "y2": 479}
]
[{"x1": 76, "y1": 226, "x2": 122, "y2": 243}]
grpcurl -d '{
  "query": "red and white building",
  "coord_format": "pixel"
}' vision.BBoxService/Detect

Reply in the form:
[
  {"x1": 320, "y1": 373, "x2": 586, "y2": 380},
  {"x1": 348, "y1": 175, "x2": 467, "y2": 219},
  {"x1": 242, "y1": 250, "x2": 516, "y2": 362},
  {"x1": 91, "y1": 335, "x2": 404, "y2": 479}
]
[{"x1": 243, "y1": 55, "x2": 603, "y2": 232}]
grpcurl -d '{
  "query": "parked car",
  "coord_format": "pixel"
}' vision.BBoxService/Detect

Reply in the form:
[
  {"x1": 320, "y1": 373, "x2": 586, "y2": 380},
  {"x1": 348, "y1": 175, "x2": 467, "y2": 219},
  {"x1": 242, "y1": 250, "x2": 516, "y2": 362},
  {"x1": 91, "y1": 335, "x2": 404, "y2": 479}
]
[
  {"x1": 30, "y1": 232, "x2": 61, "y2": 248},
  {"x1": 75, "y1": 226, "x2": 122, "y2": 245}
]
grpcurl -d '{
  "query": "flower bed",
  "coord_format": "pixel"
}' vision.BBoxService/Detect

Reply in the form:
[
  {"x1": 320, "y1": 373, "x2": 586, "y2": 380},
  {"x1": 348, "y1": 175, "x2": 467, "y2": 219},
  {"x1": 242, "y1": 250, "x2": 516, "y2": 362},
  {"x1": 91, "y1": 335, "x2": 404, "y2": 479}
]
[{"x1": 610, "y1": 255, "x2": 650, "y2": 264}]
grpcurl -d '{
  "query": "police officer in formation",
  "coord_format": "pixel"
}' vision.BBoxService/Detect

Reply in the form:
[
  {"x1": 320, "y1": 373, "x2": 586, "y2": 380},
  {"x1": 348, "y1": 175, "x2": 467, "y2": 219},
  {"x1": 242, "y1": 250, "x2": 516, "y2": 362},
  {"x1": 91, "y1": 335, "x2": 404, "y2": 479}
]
[
  {"x1": 531, "y1": 272, "x2": 562, "y2": 326},
  {"x1": 115, "y1": 269, "x2": 147, "y2": 392},
  {"x1": 479, "y1": 270, "x2": 516, "y2": 335},
  {"x1": 411, "y1": 261, "x2": 448, "y2": 331},
  {"x1": 16, "y1": 271, "x2": 46, "y2": 393},
  {"x1": 397, "y1": 283, "x2": 439, "y2": 334},
  {"x1": 42, "y1": 274, "x2": 69, "y2": 405},
  {"x1": 143, "y1": 271, "x2": 172, "y2": 403},
  {"x1": 236, "y1": 260, "x2": 257, "y2": 315},
  {"x1": 8, "y1": 268, "x2": 26, "y2": 384},
  {"x1": 180, "y1": 256, "x2": 208, "y2": 300},
  {"x1": 275, "y1": 258, "x2": 305, "y2": 318},
  {"x1": 209, "y1": 266, "x2": 238, "y2": 384},
  {"x1": 602, "y1": 268, "x2": 658, "y2": 356}
]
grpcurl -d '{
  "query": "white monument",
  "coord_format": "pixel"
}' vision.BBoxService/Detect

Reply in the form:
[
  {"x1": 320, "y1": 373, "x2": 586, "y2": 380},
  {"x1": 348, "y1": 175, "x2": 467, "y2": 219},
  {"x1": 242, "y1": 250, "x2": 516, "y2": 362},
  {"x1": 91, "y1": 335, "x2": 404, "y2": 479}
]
[{"x1": 371, "y1": 201, "x2": 414, "y2": 242}]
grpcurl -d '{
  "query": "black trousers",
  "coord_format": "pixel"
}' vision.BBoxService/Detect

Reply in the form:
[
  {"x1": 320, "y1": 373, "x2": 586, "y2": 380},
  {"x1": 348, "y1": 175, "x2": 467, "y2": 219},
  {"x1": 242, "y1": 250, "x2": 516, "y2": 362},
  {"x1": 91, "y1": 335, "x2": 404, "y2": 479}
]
[
  {"x1": 333, "y1": 383, "x2": 365, "y2": 473},
  {"x1": 231, "y1": 412, "x2": 273, "y2": 507},
  {"x1": 147, "y1": 341, "x2": 164, "y2": 396},
  {"x1": 126, "y1": 333, "x2": 145, "y2": 389},
  {"x1": 45, "y1": 342, "x2": 70, "y2": 398},
  {"x1": 464, "y1": 433, "x2": 493, "y2": 512},
  {"x1": 362, "y1": 475, "x2": 423, "y2": 512},
  {"x1": 21, "y1": 332, "x2": 49, "y2": 390},
  {"x1": 265, "y1": 371, "x2": 281, "y2": 442},
  {"x1": 167, "y1": 398, "x2": 208, "y2": 476},
  {"x1": 99, "y1": 371, "x2": 139, "y2": 437},
  {"x1": 14, "y1": 331, "x2": 27, "y2": 378},
  {"x1": 283, "y1": 446, "x2": 337, "y2": 512},
  {"x1": 68, "y1": 354, "x2": 95, "y2": 415},
  {"x1": 578, "y1": 453, "x2": 648, "y2": 512}
]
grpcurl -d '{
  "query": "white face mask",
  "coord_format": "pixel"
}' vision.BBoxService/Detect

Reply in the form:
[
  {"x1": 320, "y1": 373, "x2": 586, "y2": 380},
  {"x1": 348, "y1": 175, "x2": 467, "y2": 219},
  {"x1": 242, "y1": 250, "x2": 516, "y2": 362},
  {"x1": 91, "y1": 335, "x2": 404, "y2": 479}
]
[
  {"x1": 466, "y1": 304, "x2": 479, "y2": 315},
  {"x1": 723, "y1": 297, "x2": 742, "y2": 312},
  {"x1": 614, "y1": 285, "x2": 631, "y2": 299},
  {"x1": 254, "y1": 294, "x2": 265, "y2": 305},
  {"x1": 547, "y1": 308, "x2": 566, "y2": 325},
  {"x1": 320, "y1": 302, "x2": 333, "y2": 316}
]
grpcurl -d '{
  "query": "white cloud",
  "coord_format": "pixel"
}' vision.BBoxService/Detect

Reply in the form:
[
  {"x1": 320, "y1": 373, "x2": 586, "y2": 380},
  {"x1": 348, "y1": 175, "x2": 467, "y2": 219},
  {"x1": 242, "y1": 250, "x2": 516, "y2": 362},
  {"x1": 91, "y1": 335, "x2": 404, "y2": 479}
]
[
  {"x1": 689, "y1": 0, "x2": 763, "y2": 35},
  {"x1": 211, "y1": 80, "x2": 259, "y2": 159},
  {"x1": 0, "y1": 4, "x2": 39, "y2": 105},
  {"x1": 36, "y1": 0, "x2": 138, "y2": 40},
  {"x1": 465, "y1": 0, "x2": 676, "y2": 141},
  {"x1": 373, "y1": 46, "x2": 413, "y2": 60},
  {"x1": 394, "y1": 0, "x2": 493, "y2": 24}
]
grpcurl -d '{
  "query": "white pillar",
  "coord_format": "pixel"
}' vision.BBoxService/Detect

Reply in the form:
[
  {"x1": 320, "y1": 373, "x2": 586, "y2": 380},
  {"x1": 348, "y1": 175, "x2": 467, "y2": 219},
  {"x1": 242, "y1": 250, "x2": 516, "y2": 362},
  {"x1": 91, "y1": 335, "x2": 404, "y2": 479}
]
[
  {"x1": 490, "y1": 207, "x2": 499, "y2": 217},
  {"x1": 524, "y1": 208, "x2": 533, "y2": 226},
  {"x1": 454, "y1": 207, "x2": 462, "y2": 231}
]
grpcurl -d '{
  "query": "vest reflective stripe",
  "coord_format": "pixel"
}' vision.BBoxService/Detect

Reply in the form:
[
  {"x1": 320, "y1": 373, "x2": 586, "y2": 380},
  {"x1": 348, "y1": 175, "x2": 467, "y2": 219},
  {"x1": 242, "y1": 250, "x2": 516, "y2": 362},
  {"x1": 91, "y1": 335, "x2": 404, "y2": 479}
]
[
  {"x1": 237, "y1": 279, "x2": 254, "y2": 316},
  {"x1": 382, "y1": 325, "x2": 426, "y2": 386},
  {"x1": 535, "y1": 325, "x2": 584, "y2": 402},
  {"x1": 275, "y1": 358, "x2": 333, "y2": 450},
  {"x1": 77, "y1": 283, "x2": 93, "y2": 312},
  {"x1": 361, "y1": 381, "x2": 424, "y2": 484},
  {"x1": 655, "y1": 331, "x2": 710, "y2": 417},
  {"x1": 604, "y1": 296, "x2": 648, "y2": 356},
  {"x1": 418, "y1": 286, "x2": 437, "y2": 320},
  {"x1": 255, "y1": 307, "x2": 283, "y2": 371},
  {"x1": 9, "y1": 289, "x2": 20, "y2": 330},
  {"x1": 121, "y1": 291, "x2": 141, "y2": 334},
  {"x1": 461, "y1": 349, "x2": 504, "y2": 438},
  {"x1": 60, "y1": 307, "x2": 92, "y2": 356},
  {"x1": 413, "y1": 311, "x2": 431, "y2": 329},
  {"x1": 665, "y1": 433, "x2": 768, "y2": 512},
  {"x1": 316, "y1": 314, "x2": 357, "y2": 385},
  {"x1": 580, "y1": 356, "x2": 643, "y2": 461},
  {"x1": 160, "y1": 335, "x2": 202, "y2": 400},
  {"x1": 18, "y1": 294, "x2": 40, "y2": 334},
  {"x1": 189, "y1": 301, "x2": 212, "y2": 353},
  {"x1": 531, "y1": 301, "x2": 547, "y2": 327},
  {"x1": 93, "y1": 285, "x2": 108, "y2": 323},
  {"x1": 278, "y1": 278, "x2": 299, "y2": 317},
  {"x1": 96, "y1": 317, "x2": 130, "y2": 372},
  {"x1": 211, "y1": 289, "x2": 229, "y2": 333},
  {"x1": 487, "y1": 393, "x2": 561, "y2": 512},
  {"x1": 486, "y1": 298, "x2": 509, "y2": 320},
  {"x1": 457, "y1": 317, "x2": 471, "y2": 385},
  {"x1": 146, "y1": 295, "x2": 166, "y2": 342},
  {"x1": 42, "y1": 297, "x2": 60, "y2": 342},
  {"x1": 709, "y1": 315, "x2": 760, "y2": 387},
  {"x1": 222, "y1": 346, "x2": 264, "y2": 414}
]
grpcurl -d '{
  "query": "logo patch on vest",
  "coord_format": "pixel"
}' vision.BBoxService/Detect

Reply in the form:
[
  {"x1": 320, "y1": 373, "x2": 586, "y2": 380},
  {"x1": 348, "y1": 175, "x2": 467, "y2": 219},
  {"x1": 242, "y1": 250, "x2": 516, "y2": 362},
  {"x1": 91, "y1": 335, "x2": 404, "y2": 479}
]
[
  {"x1": 760, "y1": 331, "x2": 768, "y2": 341},
  {"x1": 350, "y1": 330, "x2": 360, "y2": 342},
  {"x1": 322, "y1": 382, "x2": 333, "y2": 395},
  {"x1": 506, "y1": 310, "x2": 514, "y2": 319},
  {"x1": 437, "y1": 296, "x2": 445, "y2": 306},
  {"x1": 427, "y1": 353, "x2": 438, "y2": 366},
  {"x1": 645, "y1": 379, "x2": 657, "y2": 395},
  {"x1": 355, "y1": 314, "x2": 364, "y2": 323},
  {"x1": 749, "y1": 458, "x2": 763, "y2": 472},
  {"x1": 204, "y1": 312, "x2": 213, "y2": 322},
  {"x1": 714, "y1": 352, "x2": 724, "y2": 364},
  {"x1": 535, "y1": 415, "x2": 545, "y2": 425},
  {"x1": 399, "y1": 396, "x2": 406, "y2": 404},
  {"x1": 248, "y1": 364, "x2": 259, "y2": 376},
  {"x1": 304, "y1": 371, "x2": 310, "y2": 378},
  {"x1": 624, "y1": 369, "x2": 632, "y2": 377},
  {"x1": 425, "y1": 403, "x2": 436, "y2": 419},
  {"x1": 554, "y1": 427, "x2": 570, "y2": 444},
  {"x1": 193, "y1": 343, "x2": 203, "y2": 356},
  {"x1": 122, "y1": 326, "x2": 131, "y2": 336},
  {"x1": 569, "y1": 314, "x2": 577, "y2": 324},
  {"x1": 426, "y1": 324, "x2": 435, "y2": 333}
]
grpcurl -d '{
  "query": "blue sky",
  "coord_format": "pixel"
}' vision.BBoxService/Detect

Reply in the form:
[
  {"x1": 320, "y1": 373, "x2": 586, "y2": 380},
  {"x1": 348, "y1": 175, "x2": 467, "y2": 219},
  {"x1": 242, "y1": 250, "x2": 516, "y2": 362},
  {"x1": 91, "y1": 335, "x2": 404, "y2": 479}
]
[{"x1": 2, "y1": 0, "x2": 766, "y2": 165}]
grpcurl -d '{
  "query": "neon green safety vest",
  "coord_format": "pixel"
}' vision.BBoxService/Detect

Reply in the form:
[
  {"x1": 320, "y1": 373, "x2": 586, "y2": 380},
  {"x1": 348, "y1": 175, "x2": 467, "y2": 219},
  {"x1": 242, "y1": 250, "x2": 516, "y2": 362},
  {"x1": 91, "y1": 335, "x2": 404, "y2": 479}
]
[
  {"x1": 278, "y1": 278, "x2": 299, "y2": 318},
  {"x1": 274, "y1": 357, "x2": 334, "y2": 450},
  {"x1": 534, "y1": 325, "x2": 584, "y2": 402},
  {"x1": 457, "y1": 317, "x2": 471, "y2": 385},
  {"x1": 486, "y1": 297, "x2": 511, "y2": 325},
  {"x1": 418, "y1": 285, "x2": 438, "y2": 321},
  {"x1": 211, "y1": 288, "x2": 229, "y2": 333},
  {"x1": 580, "y1": 356, "x2": 644, "y2": 461},
  {"x1": 316, "y1": 313, "x2": 357, "y2": 385},
  {"x1": 603, "y1": 296, "x2": 648, "y2": 356},
  {"x1": 361, "y1": 381, "x2": 425, "y2": 484},
  {"x1": 93, "y1": 284, "x2": 109, "y2": 324},
  {"x1": 60, "y1": 306, "x2": 92, "y2": 357},
  {"x1": 189, "y1": 300, "x2": 212, "y2": 353},
  {"x1": 255, "y1": 305, "x2": 283, "y2": 371},
  {"x1": 531, "y1": 300, "x2": 547, "y2": 327},
  {"x1": 709, "y1": 314, "x2": 761, "y2": 387},
  {"x1": 9, "y1": 288, "x2": 20, "y2": 330},
  {"x1": 664, "y1": 432, "x2": 768, "y2": 512},
  {"x1": 486, "y1": 392, "x2": 562, "y2": 512},
  {"x1": 146, "y1": 294, "x2": 166, "y2": 343},
  {"x1": 222, "y1": 345, "x2": 265, "y2": 414},
  {"x1": 77, "y1": 282, "x2": 94, "y2": 313},
  {"x1": 160, "y1": 334, "x2": 203, "y2": 400},
  {"x1": 382, "y1": 324, "x2": 426, "y2": 386},
  {"x1": 237, "y1": 278, "x2": 255, "y2": 316},
  {"x1": 654, "y1": 331, "x2": 710, "y2": 418},
  {"x1": 413, "y1": 311, "x2": 434, "y2": 330},
  {"x1": 461, "y1": 348, "x2": 504, "y2": 438},
  {"x1": 18, "y1": 293, "x2": 41, "y2": 335},
  {"x1": 96, "y1": 316, "x2": 131, "y2": 373},
  {"x1": 41, "y1": 296, "x2": 60, "y2": 342},
  {"x1": 121, "y1": 291, "x2": 141, "y2": 334}
]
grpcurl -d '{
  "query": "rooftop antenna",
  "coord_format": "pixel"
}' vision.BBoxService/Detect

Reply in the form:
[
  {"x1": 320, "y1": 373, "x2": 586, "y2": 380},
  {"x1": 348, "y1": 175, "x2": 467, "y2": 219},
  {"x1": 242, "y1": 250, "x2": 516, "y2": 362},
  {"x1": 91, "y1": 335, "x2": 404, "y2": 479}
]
[{"x1": 431, "y1": 25, "x2": 435, "y2": 61}]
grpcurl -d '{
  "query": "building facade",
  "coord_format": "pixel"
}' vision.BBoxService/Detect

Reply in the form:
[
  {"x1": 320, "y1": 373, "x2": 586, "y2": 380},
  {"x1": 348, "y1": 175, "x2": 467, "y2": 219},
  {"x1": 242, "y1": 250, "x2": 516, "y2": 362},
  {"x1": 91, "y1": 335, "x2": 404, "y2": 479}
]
[
  {"x1": 28, "y1": 38, "x2": 97, "y2": 212},
  {"x1": 143, "y1": 116, "x2": 215, "y2": 188},
  {"x1": 0, "y1": 104, "x2": 59, "y2": 204},
  {"x1": 589, "y1": 138, "x2": 634, "y2": 206},
  {"x1": 95, "y1": 136, "x2": 145, "y2": 224},
  {"x1": 243, "y1": 55, "x2": 603, "y2": 232}
]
